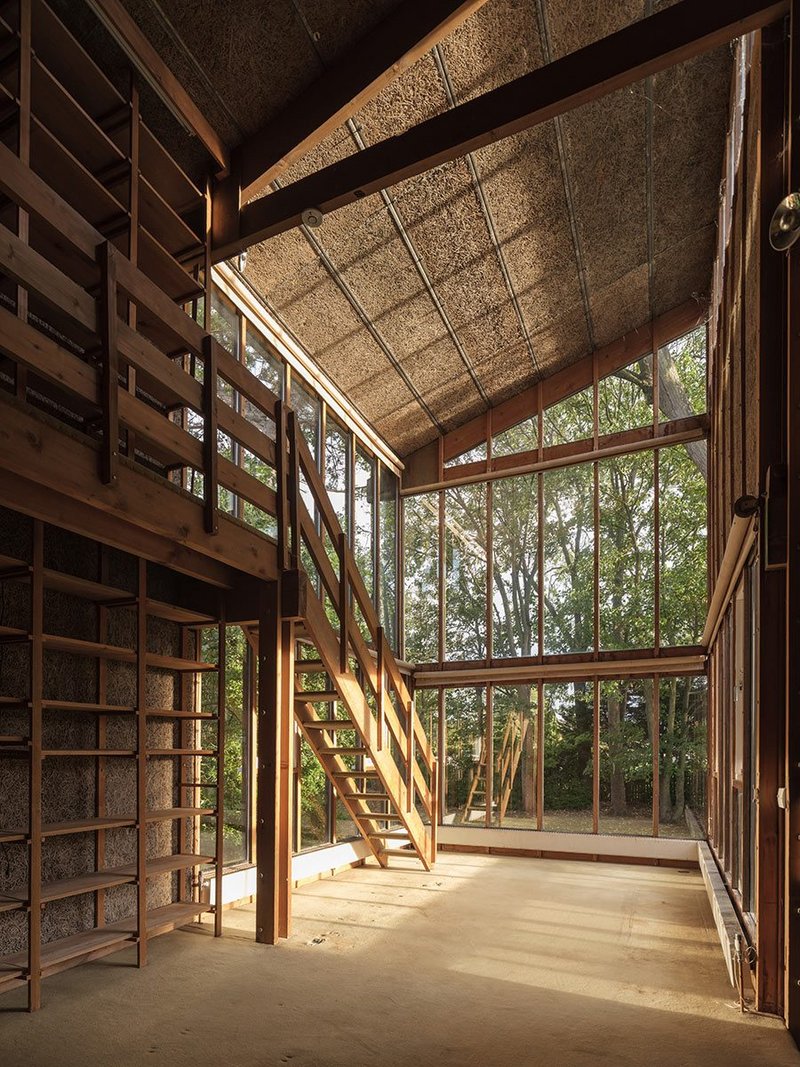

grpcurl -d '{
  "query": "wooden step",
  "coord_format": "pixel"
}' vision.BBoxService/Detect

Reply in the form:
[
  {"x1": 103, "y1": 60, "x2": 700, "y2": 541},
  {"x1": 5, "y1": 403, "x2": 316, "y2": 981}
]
[
  {"x1": 294, "y1": 659, "x2": 324, "y2": 672},
  {"x1": 355, "y1": 812, "x2": 402, "y2": 821},
  {"x1": 368, "y1": 831, "x2": 409, "y2": 840},
  {"x1": 296, "y1": 690, "x2": 338, "y2": 702},
  {"x1": 349, "y1": 792, "x2": 390, "y2": 801},
  {"x1": 301, "y1": 719, "x2": 353, "y2": 730},
  {"x1": 332, "y1": 769, "x2": 379, "y2": 779},
  {"x1": 324, "y1": 747, "x2": 367, "y2": 756}
]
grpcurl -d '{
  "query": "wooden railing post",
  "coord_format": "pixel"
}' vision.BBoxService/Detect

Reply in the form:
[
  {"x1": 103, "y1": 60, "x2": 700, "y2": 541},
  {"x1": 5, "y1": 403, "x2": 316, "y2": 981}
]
[
  {"x1": 339, "y1": 533, "x2": 349, "y2": 674},
  {"x1": 376, "y1": 625, "x2": 384, "y2": 749},
  {"x1": 406, "y1": 697, "x2": 414, "y2": 813},
  {"x1": 201, "y1": 335, "x2": 218, "y2": 535},
  {"x1": 275, "y1": 400, "x2": 289, "y2": 569},
  {"x1": 98, "y1": 240, "x2": 118, "y2": 485},
  {"x1": 433, "y1": 755, "x2": 439, "y2": 862},
  {"x1": 287, "y1": 409, "x2": 300, "y2": 570}
]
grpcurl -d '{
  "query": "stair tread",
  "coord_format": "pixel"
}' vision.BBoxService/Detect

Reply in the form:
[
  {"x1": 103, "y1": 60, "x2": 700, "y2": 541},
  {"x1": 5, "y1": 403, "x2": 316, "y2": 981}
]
[
  {"x1": 302, "y1": 720, "x2": 354, "y2": 729},
  {"x1": 296, "y1": 691, "x2": 338, "y2": 701},
  {"x1": 349, "y1": 793, "x2": 390, "y2": 800}
]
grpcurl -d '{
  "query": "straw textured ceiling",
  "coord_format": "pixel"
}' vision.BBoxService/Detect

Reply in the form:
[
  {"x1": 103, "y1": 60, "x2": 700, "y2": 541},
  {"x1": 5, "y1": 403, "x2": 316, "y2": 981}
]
[{"x1": 122, "y1": 0, "x2": 732, "y2": 458}]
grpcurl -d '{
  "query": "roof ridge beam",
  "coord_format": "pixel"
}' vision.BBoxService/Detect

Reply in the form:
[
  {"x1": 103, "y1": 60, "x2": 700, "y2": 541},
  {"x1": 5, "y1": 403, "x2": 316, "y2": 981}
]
[{"x1": 213, "y1": 0, "x2": 787, "y2": 261}]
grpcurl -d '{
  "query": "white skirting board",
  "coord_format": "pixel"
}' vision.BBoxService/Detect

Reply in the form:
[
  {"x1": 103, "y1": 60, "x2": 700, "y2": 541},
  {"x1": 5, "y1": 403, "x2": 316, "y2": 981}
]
[
  {"x1": 697, "y1": 841, "x2": 744, "y2": 986},
  {"x1": 437, "y1": 824, "x2": 700, "y2": 861},
  {"x1": 204, "y1": 839, "x2": 372, "y2": 906}
]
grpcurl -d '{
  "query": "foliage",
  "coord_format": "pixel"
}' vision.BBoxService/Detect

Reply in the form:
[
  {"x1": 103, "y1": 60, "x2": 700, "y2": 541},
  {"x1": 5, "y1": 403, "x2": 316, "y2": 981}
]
[{"x1": 406, "y1": 329, "x2": 710, "y2": 833}]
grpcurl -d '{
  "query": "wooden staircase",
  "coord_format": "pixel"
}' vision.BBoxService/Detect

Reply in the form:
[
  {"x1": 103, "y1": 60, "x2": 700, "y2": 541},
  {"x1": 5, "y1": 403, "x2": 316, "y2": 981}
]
[{"x1": 276, "y1": 413, "x2": 438, "y2": 870}]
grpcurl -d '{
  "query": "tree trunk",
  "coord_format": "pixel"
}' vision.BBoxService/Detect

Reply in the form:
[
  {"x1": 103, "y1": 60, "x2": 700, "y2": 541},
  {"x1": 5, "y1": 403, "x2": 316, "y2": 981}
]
[
  {"x1": 659, "y1": 677, "x2": 677, "y2": 822},
  {"x1": 608, "y1": 693, "x2": 627, "y2": 816},
  {"x1": 517, "y1": 684, "x2": 536, "y2": 816}
]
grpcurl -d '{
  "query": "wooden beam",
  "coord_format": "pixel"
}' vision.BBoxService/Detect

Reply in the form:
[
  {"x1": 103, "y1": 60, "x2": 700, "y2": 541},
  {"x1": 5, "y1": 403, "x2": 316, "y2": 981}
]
[
  {"x1": 214, "y1": 0, "x2": 487, "y2": 219},
  {"x1": 414, "y1": 652, "x2": 706, "y2": 687},
  {"x1": 214, "y1": 0, "x2": 788, "y2": 259},
  {"x1": 84, "y1": 0, "x2": 229, "y2": 172}
]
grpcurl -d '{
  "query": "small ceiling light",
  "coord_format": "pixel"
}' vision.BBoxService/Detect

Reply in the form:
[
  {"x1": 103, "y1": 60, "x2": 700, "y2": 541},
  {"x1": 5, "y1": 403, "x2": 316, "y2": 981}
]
[
  {"x1": 301, "y1": 207, "x2": 324, "y2": 229},
  {"x1": 770, "y1": 192, "x2": 800, "y2": 251}
]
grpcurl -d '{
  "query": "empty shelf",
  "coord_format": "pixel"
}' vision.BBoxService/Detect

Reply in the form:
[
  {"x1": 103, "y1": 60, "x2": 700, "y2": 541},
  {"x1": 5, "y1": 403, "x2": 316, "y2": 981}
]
[
  {"x1": 42, "y1": 816, "x2": 136, "y2": 837},
  {"x1": 146, "y1": 808, "x2": 214, "y2": 821},
  {"x1": 42, "y1": 635, "x2": 136, "y2": 662},
  {"x1": 145, "y1": 653, "x2": 217, "y2": 672},
  {"x1": 146, "y1": 853, "x2": 213, "y2": 875},
  {"x1": 40, "y1": 865, "x2": 137, "y2": 903}
]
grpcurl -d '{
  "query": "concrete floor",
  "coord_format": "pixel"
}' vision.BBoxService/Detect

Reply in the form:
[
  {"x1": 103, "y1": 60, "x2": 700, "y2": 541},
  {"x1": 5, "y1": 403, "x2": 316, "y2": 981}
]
[{"x1": 1, "y1": 853, "x2": 798, "y2": 1066}]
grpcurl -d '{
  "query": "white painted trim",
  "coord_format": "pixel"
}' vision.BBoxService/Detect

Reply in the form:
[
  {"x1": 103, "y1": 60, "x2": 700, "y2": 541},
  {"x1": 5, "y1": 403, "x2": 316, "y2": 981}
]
[
  {"x1": 697, "y1": 841, "x2": 744, "y2": 987},
  {"x1": 292, "y1": 839, "x2": 371, "y2": 881},
  {"x1": 203, "y1": 841, "x2": 372, "y2": 906},
  {"x1": 437, "y1": 824, "x2": 699, "y2": 861},
  {"x1": 213, "y1": 263, "x2": 403, "y2": 474}
]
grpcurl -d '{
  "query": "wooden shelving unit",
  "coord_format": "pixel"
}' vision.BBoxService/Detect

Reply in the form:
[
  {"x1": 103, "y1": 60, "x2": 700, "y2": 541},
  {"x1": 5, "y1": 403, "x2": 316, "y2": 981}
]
[{"x1": 0, "y1": 518, "x2": 226, "y2": 1010}]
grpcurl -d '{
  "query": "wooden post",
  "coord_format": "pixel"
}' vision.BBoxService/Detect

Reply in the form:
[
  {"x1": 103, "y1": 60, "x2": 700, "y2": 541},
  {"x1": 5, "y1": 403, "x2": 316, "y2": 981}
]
[
  {"x1": 757, "y1": 19, "x2": 788, "y2": 1018},
  {"x1": 339, "y1": 533, "x2": 349, "y2": 674},
  {"x1": 28, "y1": 519, "x2": 42, "y2": 1012},
  {"x1": 135, "y1": 557, "x2": 147, "y2": 967},
  {"x1": 786, "y1": 0, "x2": 800, "y2": 1036},
  {"x1": 256, "y1": 580, "x2": 292, "y2": 943},
  {"x1": 485, "y1": 684, "x2": 494, "y2": 827},
  {"x1": 98, "y1": 241, "x2": 119, "y2": 485},
  {"x1": 275, "y1": 401, "x2": 289, "y2": 570},
  {"x1": 406, "y1": 697, "x2": 414, "y2": 813},
  {"x1": 202, "y1": 335, "x2": 219, "y2": 534},
  {"x1": 287, "y1": 410, "x2": 300, "y2": 570},
  {"x1": 214, "y1": 613, "x2": 226, "y2": 937},
  {"x1": 592, "y1": 678, "x2": 600, "y2": 835},
  {"x1": 15, "y1": 0, "x2": 31, "y2": 401},
  {"x1": 376, "y1": 625, "x2": 385, "y2": 749}
]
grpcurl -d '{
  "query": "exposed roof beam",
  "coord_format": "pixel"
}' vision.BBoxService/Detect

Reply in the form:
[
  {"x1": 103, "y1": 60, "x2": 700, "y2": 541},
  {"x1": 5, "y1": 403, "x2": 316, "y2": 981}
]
[
  {"x1": 85, "y1": 0, "x2": 230, "y2": 172},
  {"x1": 213, "y1": 0, "x2": 787, "y2": 260},
  {"x1": 231, "y1": 0, "x2": 489, "y2": 202}
]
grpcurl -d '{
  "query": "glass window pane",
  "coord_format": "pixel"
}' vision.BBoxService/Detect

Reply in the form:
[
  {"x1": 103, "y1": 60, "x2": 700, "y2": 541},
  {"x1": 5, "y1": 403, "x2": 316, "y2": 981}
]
[
  {"x1": 244, "y1": 323, "x2": 283, "y2": 399},
  {"x1": 659, "y1": 675, "x2": 708, "y2": 839},
  {"x1": 660, "y1": 444, "x2": 708, "y2": 645},
  {"x1": 210, "y1": 291, "x2": 238, "y2": 353},
  {"x1": 492, "y1": 475, "x2": 538, "y2": 658},
  {"x1": 542, "y1": 386, "x2": 594, "y2": 448},
  {"x1": 444, "y1": 687, "x2": 486, "y2": 824},
  {"x1": 444, "y1": 443, "x2": 487, "y2": 469},
  {"x1": 292, "y1": 380, "x2": 320, "y2": 462},
  {"x1": 416, "y1": 688, "x2": 439, "y2": 756},
  {"x1": 599, "y1": 678, "x2": 653, "y2": 836},
  {"x1": 403, "y1": 494, "x2": 439, "y2": 663},
  {"x1": 597, "y1": 355, "x2": 653, "y2": 436},
  {"x1": 299, "y1": 735, "x2": 330, "y2": 850},
  {"x1": 492, "y1": 685, "x2": 537, "y2": 828},
  {"x1": 598, "y1": 452, "x2": 655, "y2": 650},
  {"x1": 543, "y1": 464, "x2": 594, "y2": 654},
  {"x1": 658, "y1": 326, "x2": 707, "y2": 421},
  {"x1": 325, "y1": 420, "x2": 349, "y2": 534},
  {"x1": 543, "y1": 681, "x2": 594, "y2": 833},
  {"x1": 380, "y1": 467, "x2": 398, "y2": 650},
  {"x1": 493, "y1": 416, "x2": 538, "y2": 458},
  {"x1": 355, "y1": 446, "x2": 376, "y2": 600},
  {"x1": 200, "y1": 626, "x2": 249, "y2": 866},
  {"x1": 445, "y1": 484, "x2": 487, "y2": 660}
]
